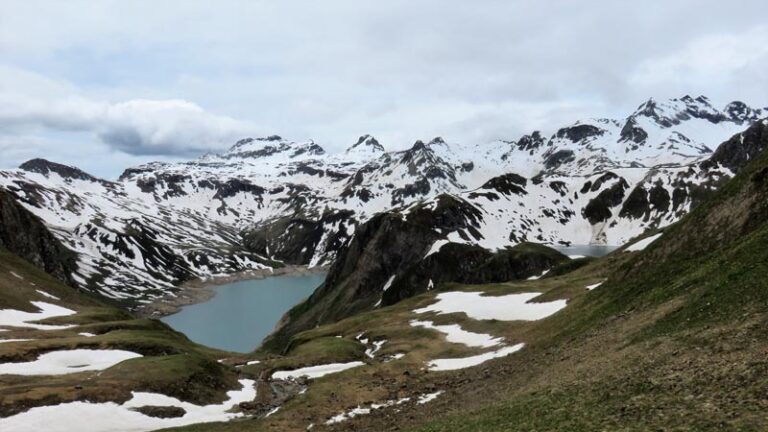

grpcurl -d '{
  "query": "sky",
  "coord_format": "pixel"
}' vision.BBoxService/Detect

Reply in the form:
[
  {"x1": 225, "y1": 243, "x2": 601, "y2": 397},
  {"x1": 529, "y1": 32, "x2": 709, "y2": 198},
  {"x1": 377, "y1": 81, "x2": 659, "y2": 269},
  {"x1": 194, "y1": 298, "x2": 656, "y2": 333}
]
[{"x1": 1, "y1": 0, "x2": 767, "y2": 179}]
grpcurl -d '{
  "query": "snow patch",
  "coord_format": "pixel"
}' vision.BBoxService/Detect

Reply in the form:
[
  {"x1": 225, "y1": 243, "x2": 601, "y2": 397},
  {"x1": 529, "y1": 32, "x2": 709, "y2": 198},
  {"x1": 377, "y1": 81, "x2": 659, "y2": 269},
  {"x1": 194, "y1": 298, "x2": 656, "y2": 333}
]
[
  {"x1": 381, "y1": 275, "x2": 396, "y2": 292},
  {"x1": 0, "y1": 338, "x2": 33, "y2": 344},
  {"x1": 0, "y1": 349, "x2": 142, "y2": 375},
  {"x1": 428, "y1": 343, "x2": 525, "y2": 371},
  {"x1": 417, "y1": 390, "x2": 444, "y2": 404},
  {"x1": 271, "y1": 361, "x2": 365, "y2": 380},
  {"x1": 0, "y1": 301, "x2": 76, "y2": 330},
  {"x1": 414, "y1": 291, "x2": 567, "y2": 321},
  {"x1": 424, "y1": 239, "x2": 449, "y2": 258},
  {"x1": 625, "y1": 233, "x2": 663, "y2": 252},
  {"x1": 36, "y1": 290, "x2": 61, "y2": 300},
  {"x1": 585, "y1": 282, "x2": 604, "y2": 291},
  {"x1": 527, "y1": 269, "x2": 549, "y2": 280},
  {"x1": 410, "y1": 320, "x2": 502, "y2": 348},
  {"x1": 0, "y1": 379, "x2": 256, "y2": 432}
]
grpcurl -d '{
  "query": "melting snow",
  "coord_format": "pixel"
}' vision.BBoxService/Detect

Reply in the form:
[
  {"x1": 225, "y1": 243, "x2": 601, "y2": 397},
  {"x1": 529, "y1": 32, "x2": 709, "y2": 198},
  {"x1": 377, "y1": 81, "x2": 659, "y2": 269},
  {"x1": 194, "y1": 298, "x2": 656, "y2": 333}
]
[
  {"x1": 0, "y1": 379, "x2": 256, "y2": 432},
  {"x1": 10, "y1": 271, "x2": 24, "y2": 280},
  {"x1": 410, "y1": 320, "x2": 502, "y2": 348},
  {"x1": 427, "y1": 343, "x2": 525, "y2": 371},
  {"x1": 381, "y1": 275, "x2": 396, "y2": 292},
  {"x1": 424, "y1": 239, "x2": 449, "y2": 258},
  {"x1": 78, "y1": 332, "x2": 96, "y2": 337},
  {"x1": 0, "y1": 301, "x2": 76, "y2": 330},
  {"x1": 36, "y1": 290, "x2": 60, "y2": 300},
  {"x1": 414, "y1": 291, "x2": 567, "y2": 321},
  {"x1": 585, "y1": 282, "x2": 604, "y2": 291},
  {"x1": 0, "y1": 338, "x2": 32, "y2": 344},
  {"x1": 625, "y1": 233, "x2": 663, "y2": 252},
  {"x1": 325, "y1": 397, "x2": 410, "y2": 424},
  {"x1": 417, "y1": 390, "x2": 444, "y2": 404},
  {"x1": 271, "y1": 361, "x2": 365, "y2": 380},
  {"x1": 365, "y1": 340, "x2": 386, "y2": 358},
  {"x1": 527, "y1": 269, "x2": 550, "y2": 280},
  {"x1": 0, "y1": 349, "x2": 142, "y2": 376}
]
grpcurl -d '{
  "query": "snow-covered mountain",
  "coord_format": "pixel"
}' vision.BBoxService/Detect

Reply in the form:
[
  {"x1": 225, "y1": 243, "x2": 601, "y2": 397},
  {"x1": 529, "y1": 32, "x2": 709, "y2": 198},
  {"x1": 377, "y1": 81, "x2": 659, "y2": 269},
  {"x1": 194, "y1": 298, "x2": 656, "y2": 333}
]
[{"x1": 0, "y1": 95, "x2": 764, "y2": 304}]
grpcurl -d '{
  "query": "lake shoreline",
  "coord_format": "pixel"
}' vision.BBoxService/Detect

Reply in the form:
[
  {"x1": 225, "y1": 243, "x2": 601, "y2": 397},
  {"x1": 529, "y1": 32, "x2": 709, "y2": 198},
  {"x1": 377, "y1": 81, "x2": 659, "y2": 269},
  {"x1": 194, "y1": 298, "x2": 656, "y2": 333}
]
[{"x1": 135, "y1": 265, "x2": 329, "y2": 319}]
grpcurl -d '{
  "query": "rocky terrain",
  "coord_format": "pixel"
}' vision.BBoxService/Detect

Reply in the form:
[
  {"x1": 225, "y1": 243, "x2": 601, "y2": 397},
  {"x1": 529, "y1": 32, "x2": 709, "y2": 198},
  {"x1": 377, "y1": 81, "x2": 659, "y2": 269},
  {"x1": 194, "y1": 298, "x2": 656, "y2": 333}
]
[
  {"x1": 0, "y1": 95, "x2": 764, "y2": 308},
  {"x1": 1, "y1": 97, "x2": 767, "y2": 432}
]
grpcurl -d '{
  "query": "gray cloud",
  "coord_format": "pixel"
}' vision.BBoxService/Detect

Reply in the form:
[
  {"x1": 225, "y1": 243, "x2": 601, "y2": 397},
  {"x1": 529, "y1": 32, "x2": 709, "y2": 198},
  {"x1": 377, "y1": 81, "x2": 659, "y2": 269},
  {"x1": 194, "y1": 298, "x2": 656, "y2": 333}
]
[{"x1": 1, "y1": 0, "x2": 767, "y2": 175}]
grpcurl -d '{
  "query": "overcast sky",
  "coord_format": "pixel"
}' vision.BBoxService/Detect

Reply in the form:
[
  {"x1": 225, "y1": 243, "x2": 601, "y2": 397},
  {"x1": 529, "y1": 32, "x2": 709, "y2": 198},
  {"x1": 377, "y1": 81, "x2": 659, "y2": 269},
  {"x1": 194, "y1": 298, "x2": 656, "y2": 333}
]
[{"x1": 1, "y1": 0, "x2": 767, "y2": 178}]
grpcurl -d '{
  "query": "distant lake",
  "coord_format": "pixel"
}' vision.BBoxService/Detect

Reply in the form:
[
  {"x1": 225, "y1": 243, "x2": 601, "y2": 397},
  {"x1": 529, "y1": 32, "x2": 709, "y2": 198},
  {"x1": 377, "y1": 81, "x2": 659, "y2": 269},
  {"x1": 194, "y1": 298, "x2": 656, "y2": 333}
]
[
  {"x1": 551, "y1": 244, "x2": 619, "y2": 257},
  {"x1": 162, "y1": 273, "x2": 326, "y2": 353}
]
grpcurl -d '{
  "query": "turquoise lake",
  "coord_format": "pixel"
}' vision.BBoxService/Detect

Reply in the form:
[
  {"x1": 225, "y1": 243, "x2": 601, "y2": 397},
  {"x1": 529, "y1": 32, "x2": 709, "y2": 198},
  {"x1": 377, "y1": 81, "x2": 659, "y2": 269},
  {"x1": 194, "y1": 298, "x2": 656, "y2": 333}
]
[
  {"x1": 551, "y1": 244, "x2": 619, "y2": 257},
  {"x1": 162, "y1": 273, "x2": 326, "y2": 353}
]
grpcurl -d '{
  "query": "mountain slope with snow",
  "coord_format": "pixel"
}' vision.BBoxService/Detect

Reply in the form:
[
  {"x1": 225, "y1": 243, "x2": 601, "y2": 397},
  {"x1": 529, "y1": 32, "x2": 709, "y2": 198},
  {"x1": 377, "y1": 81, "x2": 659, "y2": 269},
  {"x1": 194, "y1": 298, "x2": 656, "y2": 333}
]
[{"x1": 0, "y1": 96, "x2": 764, "y2": 304}]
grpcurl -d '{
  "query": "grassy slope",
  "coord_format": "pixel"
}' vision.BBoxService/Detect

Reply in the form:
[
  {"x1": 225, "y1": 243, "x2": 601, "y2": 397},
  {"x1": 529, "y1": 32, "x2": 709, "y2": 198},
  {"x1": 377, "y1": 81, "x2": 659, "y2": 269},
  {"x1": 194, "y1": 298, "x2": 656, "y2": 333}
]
[
  {"x1": 166, "y1": 249, "x2": 622, "y2": 431},
  {"x1": 401, "y1": 138, "x2": 768, "y2": 431},
  {"x1": 172, "y1": 145, "x2": 768, "y2": 431},
  {"x1": 0, "y1": 247, "x2": 244, "y2": 417}
]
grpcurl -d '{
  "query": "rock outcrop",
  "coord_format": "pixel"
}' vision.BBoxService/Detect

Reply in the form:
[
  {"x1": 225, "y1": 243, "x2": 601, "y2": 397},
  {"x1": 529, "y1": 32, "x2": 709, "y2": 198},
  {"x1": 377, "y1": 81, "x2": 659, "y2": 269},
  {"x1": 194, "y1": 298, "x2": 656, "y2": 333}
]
[{"x1": 0, "y1": 189, "x2": 78, "y2": 286}]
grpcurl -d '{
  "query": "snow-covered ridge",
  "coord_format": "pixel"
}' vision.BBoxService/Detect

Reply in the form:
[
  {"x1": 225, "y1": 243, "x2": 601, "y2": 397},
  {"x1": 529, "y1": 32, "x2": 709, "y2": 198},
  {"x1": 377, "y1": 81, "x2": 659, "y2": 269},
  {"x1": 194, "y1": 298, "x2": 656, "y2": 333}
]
[{"x1": 0, "y1": 95, "x2": 764, "y2": 303}]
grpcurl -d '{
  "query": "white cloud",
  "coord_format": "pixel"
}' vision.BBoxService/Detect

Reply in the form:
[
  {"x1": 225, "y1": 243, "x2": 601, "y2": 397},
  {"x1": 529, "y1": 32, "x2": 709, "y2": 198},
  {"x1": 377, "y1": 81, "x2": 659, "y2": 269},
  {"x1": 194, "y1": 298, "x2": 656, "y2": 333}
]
[
  {"x1": 630, "y1": 26, "x2": 768, "y2": 89},
  {"x1": 0, "y1": 66, "x2": 258, "y2": 156},
  {"x1": 0, "y1": 0, "x2": 767, "y2": 176}
]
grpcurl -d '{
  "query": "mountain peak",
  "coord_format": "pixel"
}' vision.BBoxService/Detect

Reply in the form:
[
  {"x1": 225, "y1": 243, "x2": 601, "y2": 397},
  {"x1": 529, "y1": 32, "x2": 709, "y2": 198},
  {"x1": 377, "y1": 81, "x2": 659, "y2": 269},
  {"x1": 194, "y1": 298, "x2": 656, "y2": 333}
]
[
  {"x1": 221, "y1": 136, "x2": 325, "y2": 160},
  {"x1": 19, "y1": 158, "x2": 103, "y2": 183},
  {"x1": 346, "y1": 134, "x2": 385, "y2": 154}
]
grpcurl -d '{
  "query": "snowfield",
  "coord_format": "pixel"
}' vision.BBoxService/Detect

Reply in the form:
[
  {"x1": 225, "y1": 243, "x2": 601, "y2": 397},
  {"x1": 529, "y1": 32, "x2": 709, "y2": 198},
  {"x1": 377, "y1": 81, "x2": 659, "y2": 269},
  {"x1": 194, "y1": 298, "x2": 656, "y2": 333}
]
[
  {"x1": 414, "y1": 291, "x2": 567, "y2": 321},
  {"x1": 0, "y1": 96, "x2": 759, "y2": 304},
  {"x1": 0, "y1": 379, "x2": 256, "y2": 432},
  {"x1": 271, "y1": 361, "x2": 365, "y2": 380},
  {"x1": 0, "y1": 301, "x2": 76, "y2": 330},
  {"x1": 0, "y1": 349, "x2": 142, "y2": 376},
  {"x1": 427, "y1": 343, "x2": 526, "y2": 371},
  {"x1": 586, "y1": 281, "x2": 604, "y2": 291},
  {"x1": 410, "y1": 320, "x2": 503, "y2": 348},
  {"x1": 625, "y1": 233, "x2": 663, "y2": 252}
]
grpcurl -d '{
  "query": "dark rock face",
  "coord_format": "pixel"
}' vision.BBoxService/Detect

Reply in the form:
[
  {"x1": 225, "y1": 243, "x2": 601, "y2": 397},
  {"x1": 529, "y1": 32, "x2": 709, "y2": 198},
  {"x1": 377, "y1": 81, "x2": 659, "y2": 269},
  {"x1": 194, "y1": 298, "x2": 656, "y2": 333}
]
[
  {"x1": 347, "y1": 134, "x2": 385, "y2": 153},
  {"x1": 582, "y1": 179, "x2": 629, "y2": 224},
  {"x1": 481, "y1": 174, "x2": 528, "y2": 196},
  {"x1": 243, "y1": 210, "x2": 355, "y2": 265},
  {"x1": 136, "y1": 173, "x2": 191, "y2": 198},
  {"x1": 391, "y1": 179, "x2": 431, "y2": 206},
  {"x1": 262, "y1": 195, "x2": 566, "y2": 353},
  {"x1": 701, "y1": 120, "x2": 768, "y2": 173},
  {"x1": 382, "y1": 242, "x2": 568, "y2": 305},
  {"x1": 553, "y1": 124, "x2": 604, "y2": 142},
  {"x1": 517, "y1": 131, "x2": 545, "y2": 152},
  {"x1": 619, "y1": 185, "x2": 649, "y2": 220},
  {"x1": 589, "y1": 172, "x2": 619, "y2": 192},
  {"x1": 262, "y1": 212, "x2": 441, "y2": 352},
  {"x1": 724, "y1": 101, "x2": 762, "y2": 124},
  {"x1": 619, "y1": 118, "x2": 648, "y2": 144},
  {"x1": 212, "y1": 179, "x2": 266, "y2": 200},
  {"x1": 0, "y1": 189, "x2": 78, "y2": 285},
  {"x1": 19, "y1": 159, "x2": 104, "y2": 184},
  {"x1": 544, "y1": 150, "x2": 576, "y2": 170},
  {"x1": 131, "y1": 406, "x2": 186, "y2": 419}
]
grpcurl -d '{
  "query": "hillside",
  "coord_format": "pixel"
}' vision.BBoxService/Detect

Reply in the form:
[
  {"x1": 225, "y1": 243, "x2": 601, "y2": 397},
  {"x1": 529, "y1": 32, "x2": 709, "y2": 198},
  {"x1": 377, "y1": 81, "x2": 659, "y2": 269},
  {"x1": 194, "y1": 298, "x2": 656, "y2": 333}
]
[{"x1": 159, "y1": 120, "x2": 768, "y2": 431}]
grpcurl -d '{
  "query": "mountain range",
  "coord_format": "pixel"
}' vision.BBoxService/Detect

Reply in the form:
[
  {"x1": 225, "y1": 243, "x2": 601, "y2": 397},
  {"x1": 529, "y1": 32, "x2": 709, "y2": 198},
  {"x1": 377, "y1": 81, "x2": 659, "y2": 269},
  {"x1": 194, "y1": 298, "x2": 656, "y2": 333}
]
[{"x1": 0, "y1": 95, "x2": 765, "y2": 307}]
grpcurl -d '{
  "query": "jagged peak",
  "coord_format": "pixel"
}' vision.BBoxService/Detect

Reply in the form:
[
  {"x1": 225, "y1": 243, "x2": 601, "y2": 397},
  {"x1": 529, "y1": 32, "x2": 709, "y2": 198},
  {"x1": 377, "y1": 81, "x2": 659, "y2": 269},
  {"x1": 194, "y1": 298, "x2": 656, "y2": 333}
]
[
  {"x1": 346, "y1": 134, "x2": 385, "y2": 153},
  {"x1": 19, "y1": 158, "x2": 103, "y2": 183},
  {"x1": 724, "y1": 101, "x2": 764, "y2": 123}
]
